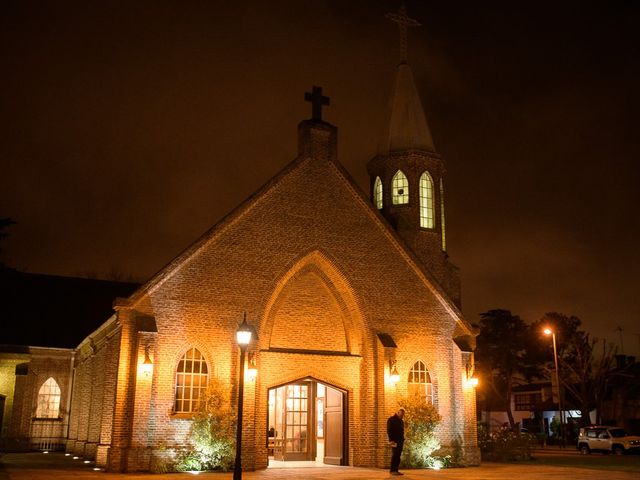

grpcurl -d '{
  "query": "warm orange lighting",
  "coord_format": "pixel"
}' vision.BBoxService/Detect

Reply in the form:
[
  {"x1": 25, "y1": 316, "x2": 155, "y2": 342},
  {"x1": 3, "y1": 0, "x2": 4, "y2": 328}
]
[
  {"x1": 236, "y1": 314, "x2": 253, "y2": 346},
  {"x1": 390, "y1": 365, "x2": 400, "y2": 384},
  {"x1": 140, "y1": 346, "x2": 153, "y2": 377},
  {"x1": 245, "y1": 352, "x2": 258, "y2": 381},
  {"x1": 246, "y1": 365, "x2": 257, "y2": 381},
  {"x1": 543, "y1": 328, "x2": 553, "y2": 336},
  {"x1": 468, "y1": 376, "x2": 479, "y2": 387}
]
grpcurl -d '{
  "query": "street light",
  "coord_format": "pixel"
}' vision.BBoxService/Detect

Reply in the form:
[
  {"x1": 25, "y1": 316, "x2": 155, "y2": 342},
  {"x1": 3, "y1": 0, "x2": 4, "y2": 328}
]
[
  {"x1": 234, "y1": 314, "x2": 256, "y2": 480},
  {"x1": 543, "y1": 327, "x2": 564, "y2": 447}
]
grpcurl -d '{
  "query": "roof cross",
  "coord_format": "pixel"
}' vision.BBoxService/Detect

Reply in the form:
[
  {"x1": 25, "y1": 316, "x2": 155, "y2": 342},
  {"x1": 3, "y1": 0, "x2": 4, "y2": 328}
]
[
  {"x1": 386, "y1": 3, "x2": 421, "y2": 63},
  {"x1": 304, "y1": 86, "x2": 330, "y2": 122}
]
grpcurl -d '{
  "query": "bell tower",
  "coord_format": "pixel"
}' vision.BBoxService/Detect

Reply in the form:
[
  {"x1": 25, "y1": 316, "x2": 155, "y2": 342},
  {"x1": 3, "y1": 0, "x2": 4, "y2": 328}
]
[{"x1": 367, "y1": 4, "x2": 460, "y2": 305}]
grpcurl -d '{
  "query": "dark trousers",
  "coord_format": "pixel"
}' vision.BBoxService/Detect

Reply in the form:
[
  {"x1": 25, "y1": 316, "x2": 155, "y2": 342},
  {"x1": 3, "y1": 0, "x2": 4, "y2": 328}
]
[{"x1": 390, "y1": 441, "x2": 403, "y2": 472}]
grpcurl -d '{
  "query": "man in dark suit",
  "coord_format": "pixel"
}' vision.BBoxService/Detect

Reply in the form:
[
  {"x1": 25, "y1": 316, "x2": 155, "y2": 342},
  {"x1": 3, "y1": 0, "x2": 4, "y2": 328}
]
[{"x1": 387, "y1": 408, "x2": 405, "y2": 475}]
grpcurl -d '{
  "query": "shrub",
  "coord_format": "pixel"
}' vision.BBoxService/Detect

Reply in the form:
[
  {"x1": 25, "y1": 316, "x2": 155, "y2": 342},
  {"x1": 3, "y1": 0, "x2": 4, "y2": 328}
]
[
  {"x1": 397, "y1": 396, "x2": 445, "y2": 468},
  {"x1": 478, "y1": 424, "x2": 537, "y2": 461},
  {"x1": 175, "y1": 377, "x2": 235, "y2": 472}
]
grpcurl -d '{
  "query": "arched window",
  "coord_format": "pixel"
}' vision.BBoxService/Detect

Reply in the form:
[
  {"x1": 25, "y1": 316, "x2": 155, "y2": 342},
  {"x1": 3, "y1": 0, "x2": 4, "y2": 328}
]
[
  {"x1": 36, "y1": 377, "x2": 61, "y2": 418},
  {"x1": 374, "y1": 176, "x2": 383, "y2": 210},
  {"x1": 440, "y1": 179, "x2": 446, "y2": 251},
  {"x1": 419, "y1": 171, "x2": 434, "y2": 228},
  {"x1": 174, "y1": 347, "x2": 209, "y2": 413},
  {"x1": 408, "y1": 361, "x2": 433, "y2": 404},
  {"x1": 391, "y1": 170, "x2": 409, "y2": 205}
]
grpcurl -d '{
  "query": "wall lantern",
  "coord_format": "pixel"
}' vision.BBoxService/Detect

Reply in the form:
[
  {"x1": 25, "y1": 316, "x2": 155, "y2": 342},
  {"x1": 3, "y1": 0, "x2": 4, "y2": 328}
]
[
  {"x1": 389, "y1": 360, "x2": 400, "y2": 384},
  {"x1": 246, "y1": 352, "x2": 258, "y2": 381},
  {"x1": 465, "y1": 362, "x2": 478, "y2": 387},
  {"x1": 140, "y1": 346, "x2": 153, "y2": 377}
]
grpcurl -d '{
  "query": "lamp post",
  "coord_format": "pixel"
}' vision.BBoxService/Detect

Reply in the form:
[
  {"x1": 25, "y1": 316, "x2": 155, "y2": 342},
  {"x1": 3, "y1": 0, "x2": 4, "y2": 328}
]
[
  {"x1": 544, "y1": 327, "x2": 564, "y2": 448},
  {"x1": 234, "y1": 314, "x2": 255, "y2": 480}
]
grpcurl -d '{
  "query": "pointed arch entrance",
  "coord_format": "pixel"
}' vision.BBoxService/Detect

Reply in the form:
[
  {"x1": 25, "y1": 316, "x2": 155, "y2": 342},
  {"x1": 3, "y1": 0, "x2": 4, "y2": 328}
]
[{"x1": 267, "y1": 378, "x2": 346, "y2": 465}]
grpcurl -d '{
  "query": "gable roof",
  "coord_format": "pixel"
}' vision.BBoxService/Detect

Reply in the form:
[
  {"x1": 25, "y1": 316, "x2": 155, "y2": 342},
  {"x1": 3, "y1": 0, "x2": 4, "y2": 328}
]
[{"x1": 122, "y1": 122, "x2": 474, "y2": 337}]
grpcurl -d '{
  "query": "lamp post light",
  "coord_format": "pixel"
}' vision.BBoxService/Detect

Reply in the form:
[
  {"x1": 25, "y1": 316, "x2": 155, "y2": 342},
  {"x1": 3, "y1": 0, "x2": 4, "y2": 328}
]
[
  {"x1": 234, "y1": 314, "x2": 256, "y2": 480},
  {"x1": 544, "y1": 327, "x2": 564, "y2": 448}
]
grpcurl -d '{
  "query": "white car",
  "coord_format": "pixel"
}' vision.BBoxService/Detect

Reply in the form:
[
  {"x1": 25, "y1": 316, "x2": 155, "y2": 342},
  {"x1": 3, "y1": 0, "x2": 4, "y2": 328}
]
[{"x1": 577, "y1": 426, "x2": 640, "y2": 455}]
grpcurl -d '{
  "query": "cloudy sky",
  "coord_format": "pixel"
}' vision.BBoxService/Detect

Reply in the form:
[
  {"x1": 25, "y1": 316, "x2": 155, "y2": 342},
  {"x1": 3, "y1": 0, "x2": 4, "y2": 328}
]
[{"x1": 1, "y1": 1, "x2": 638, "y2": 354}]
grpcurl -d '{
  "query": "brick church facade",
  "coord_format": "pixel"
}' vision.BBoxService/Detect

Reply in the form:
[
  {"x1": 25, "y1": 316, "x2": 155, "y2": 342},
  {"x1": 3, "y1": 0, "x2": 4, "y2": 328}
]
[
  {"x1": 1, "y1": 30, "x2": 480, "y2": 471},
  {"x1": 67, "y1": 48, "x2": 479, "y2": 469}
]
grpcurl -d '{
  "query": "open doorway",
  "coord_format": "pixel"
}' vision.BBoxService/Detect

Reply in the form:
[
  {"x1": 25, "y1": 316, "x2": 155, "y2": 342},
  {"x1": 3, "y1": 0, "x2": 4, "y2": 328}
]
[{"x1": 267, "y1": 378, "x2": 345, "y2": 465}]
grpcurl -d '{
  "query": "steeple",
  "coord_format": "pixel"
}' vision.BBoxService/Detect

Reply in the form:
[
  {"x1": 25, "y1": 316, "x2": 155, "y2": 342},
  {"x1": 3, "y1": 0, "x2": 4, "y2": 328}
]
[
  {"x1": 380, "y1": 3, "x2": 435, "y2": 154},
  {"x1": 379, "y1": 62, "x2": 436, "y2": 154},
  {"x1": 367, "y1": 4, "x2": 460, "y2": 306}
]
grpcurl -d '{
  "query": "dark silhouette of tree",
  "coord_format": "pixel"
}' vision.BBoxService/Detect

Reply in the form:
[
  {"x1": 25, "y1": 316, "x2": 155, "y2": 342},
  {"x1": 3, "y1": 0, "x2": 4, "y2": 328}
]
[
  {"x1": 531, "y1": 312, "x2": 618, "y2": 426},
  {"x1": 475, "y1": 309, "x2": 540, "y2": 430}
]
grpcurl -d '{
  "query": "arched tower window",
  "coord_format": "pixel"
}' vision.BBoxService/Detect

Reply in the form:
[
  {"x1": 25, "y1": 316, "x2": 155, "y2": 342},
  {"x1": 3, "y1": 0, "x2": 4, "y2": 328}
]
[
  {"x1": 374, "y1": 176, "x2": 383, "y2": 210},
  {"x1": 408, "y1": 360, "x2": 433, "y2": 404},
  {"x1": 419, "y1": 171, "x2": 434, "y2": 228},
  {"x1": 440, "y1": 179, "x2": 446, "y2": 251},
  {"x1": 36, "y1": 377, "x2": 61, "y2": 418},
  {"x1": 174, "y1": 347, "x2": 209, "y2": 413},
  {"x1": 391, "y1": 170, "x2": 409, "y2": 205}
]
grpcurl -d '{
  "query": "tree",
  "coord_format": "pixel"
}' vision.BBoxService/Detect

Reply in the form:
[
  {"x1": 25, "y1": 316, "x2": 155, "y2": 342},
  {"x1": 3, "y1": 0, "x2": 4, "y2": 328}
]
[
  {"x1": 475, "y1": 309, "x2": 540, "y2": 430},
  {"x1": 531, "y1": 312, "x2": 618, "y2": 426}
]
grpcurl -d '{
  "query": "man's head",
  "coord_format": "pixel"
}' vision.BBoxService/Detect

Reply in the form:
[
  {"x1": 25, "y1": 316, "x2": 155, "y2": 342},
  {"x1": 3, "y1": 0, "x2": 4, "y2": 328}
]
[{"x1": 397, "y1": 408, "x2": 405, "y2": 419}]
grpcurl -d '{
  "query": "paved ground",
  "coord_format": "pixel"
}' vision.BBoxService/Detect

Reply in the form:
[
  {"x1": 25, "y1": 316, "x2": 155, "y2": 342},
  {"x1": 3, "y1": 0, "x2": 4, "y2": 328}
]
[{"x1": 1, "y1": 452, "x2": 639, "y2": 480}]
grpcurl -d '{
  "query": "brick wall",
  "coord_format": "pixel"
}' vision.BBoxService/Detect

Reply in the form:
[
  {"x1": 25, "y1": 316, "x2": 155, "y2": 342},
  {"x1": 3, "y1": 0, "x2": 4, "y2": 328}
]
[
  {"x1": 65, "y1": 121, "x2": 478, "y2": 472},
  {"x1": 2, "y1": 348, "x2": 73, "y2": 451}
]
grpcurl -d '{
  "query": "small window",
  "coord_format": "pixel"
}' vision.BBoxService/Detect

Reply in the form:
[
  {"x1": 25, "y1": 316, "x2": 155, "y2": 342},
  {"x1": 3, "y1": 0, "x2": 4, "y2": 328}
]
[
  {"x1": 408, "y1": 361, "x2": 433, "y2": 404},
  {"x1": 440, "y1": 179, "x2": 446, "y2": 251},
  {"x1": 374, "y1": 176, "x2": 383, "y2": 210},
  {"x1": 36, "y1": 377, "x2": 61, "y2": 418},
  {"x1": 174, "y1": 348, "x2": 209, "y2": 413},
  {"x1": 391, "y1": 170, "x2": 409, "y2": 205},
  {"x1": 419, "y1": 172, "x2": 434, "y2": 228},
  {"x1": 514, "y1": 393, "x2": 541, "y2": 411}
]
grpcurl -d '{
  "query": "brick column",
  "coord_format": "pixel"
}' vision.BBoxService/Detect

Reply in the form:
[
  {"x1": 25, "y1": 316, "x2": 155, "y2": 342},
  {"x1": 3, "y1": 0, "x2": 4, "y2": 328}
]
[
  {"x1": 96, "y1": 332, "x2": 119, "y2": 466},
  {"x1": 106, "y1": 306, "x2": 138, "y2": 472}
]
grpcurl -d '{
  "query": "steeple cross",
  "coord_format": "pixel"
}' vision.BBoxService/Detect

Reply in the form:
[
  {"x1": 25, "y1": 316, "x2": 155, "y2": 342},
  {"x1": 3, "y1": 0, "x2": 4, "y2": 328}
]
[
  {"x1": 304, "y1": 86, "x2": 330, "y2": 122},
  {"x1": 386, "y1": 3, "x2": 421, "y2": 63}
]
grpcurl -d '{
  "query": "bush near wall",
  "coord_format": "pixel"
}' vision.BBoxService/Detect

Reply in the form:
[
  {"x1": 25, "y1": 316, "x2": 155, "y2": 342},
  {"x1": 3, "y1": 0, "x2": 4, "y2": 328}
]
[
  {"x1": 397, "y1": 396, "x2": 446, "y2": 468},
  {"x1": 175, "y1": 378, "x2": 235, "y2": 472}
]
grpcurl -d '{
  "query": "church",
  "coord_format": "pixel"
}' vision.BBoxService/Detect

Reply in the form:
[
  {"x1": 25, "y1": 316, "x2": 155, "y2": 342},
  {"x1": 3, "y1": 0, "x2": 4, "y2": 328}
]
[{"x1": 1, "y1": 9, "x2": 479, "y2": 472}]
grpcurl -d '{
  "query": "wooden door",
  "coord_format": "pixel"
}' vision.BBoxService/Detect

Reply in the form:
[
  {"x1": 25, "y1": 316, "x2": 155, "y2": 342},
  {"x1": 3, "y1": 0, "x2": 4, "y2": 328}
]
[{"x1": 323, "y1": 385, "x2": 343, "y2": 465}]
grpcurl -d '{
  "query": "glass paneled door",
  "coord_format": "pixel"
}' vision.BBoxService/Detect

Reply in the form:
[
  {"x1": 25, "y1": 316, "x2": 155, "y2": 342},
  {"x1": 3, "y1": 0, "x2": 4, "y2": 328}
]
[
  {"x1": 267, "y1": 379, "x2": 345, "y2": 464},
  {"x1": 283, "y1": 383, "x2": 310, "y2": 460}
]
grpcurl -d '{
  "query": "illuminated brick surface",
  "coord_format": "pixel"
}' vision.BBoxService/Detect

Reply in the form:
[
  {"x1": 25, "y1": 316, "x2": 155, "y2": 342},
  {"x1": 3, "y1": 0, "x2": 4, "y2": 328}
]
[{"x1": 62, "y1": 121, "x2": 479, "y2": 471}]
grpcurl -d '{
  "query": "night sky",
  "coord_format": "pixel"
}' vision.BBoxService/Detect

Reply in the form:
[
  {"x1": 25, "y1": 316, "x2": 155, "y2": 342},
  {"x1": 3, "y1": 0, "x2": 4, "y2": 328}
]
[{"x1": 1, "y1": 1, "x2": 638, "y2": 354}]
